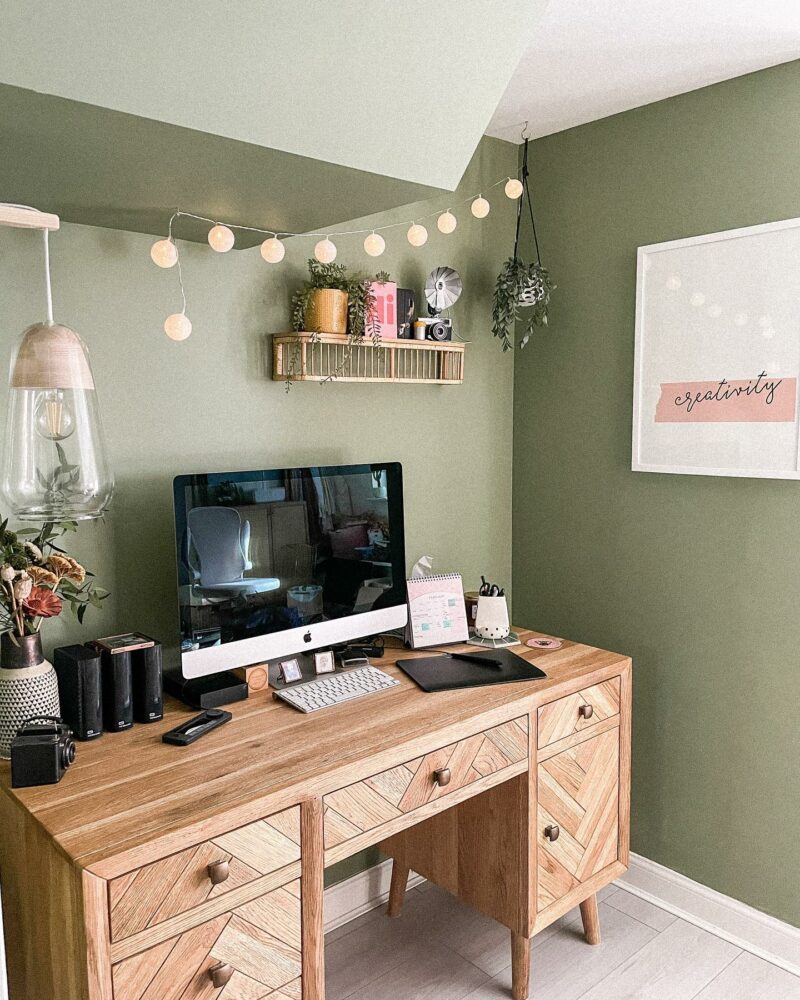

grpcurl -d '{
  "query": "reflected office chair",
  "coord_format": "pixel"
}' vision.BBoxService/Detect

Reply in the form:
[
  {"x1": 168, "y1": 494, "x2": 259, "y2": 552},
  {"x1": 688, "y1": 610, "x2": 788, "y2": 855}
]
[{"x1": 187, "y1": 506, "x2": 280, "y2": 600}]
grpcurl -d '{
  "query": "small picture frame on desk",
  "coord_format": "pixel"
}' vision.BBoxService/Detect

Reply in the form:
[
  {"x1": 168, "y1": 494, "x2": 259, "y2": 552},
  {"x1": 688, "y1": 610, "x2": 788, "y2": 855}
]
[
  {"x1": 278, "y1": 658, "x2": 303, "y2": 685},
  {"x1": 314, "y1": 650, "x2": 335, "y2": 674}
]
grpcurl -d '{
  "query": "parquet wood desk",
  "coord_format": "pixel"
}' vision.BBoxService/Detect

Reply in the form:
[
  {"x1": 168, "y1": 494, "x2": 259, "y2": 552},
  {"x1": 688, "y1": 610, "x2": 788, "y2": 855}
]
[{"x1": 0, "y1": 629, "x2": 631, "y2": 1000}]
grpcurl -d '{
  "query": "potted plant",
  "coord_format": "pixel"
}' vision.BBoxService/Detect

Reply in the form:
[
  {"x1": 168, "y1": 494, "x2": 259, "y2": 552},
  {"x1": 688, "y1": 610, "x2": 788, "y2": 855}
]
[
  {"x1": 0, "y1": 518, "x2": 109, "y2": 757},
  {"x1": 291, "y1": 260, "x2": 375, "y2": 338},
  {"x1": 491, "y1": 137, "x2": 556, "y2": 351}
]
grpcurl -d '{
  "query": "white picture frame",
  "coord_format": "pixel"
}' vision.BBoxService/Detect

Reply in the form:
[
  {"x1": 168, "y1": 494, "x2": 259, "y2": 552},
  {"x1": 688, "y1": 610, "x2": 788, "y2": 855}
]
[
  {"x1": 314, "y1": 650, "x2": 336, "y2": 674},
  {"x1": 633, "y1": 216, "x2": 800, "y2": 479}
]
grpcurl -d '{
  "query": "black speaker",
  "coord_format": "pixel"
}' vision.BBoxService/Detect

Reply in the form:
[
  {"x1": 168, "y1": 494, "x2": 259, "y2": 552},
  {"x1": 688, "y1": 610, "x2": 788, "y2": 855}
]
[
  {"x1": 53, "y1": 644, "x2": 103, "y2": 741},
  {"x1": 132, "y1": 642, "x2": 163, "y2": 724},
  {"x1": 397, "y1": 288, "x2": 415, "y2": 338},
  {"x1": 95, "y1": 648, "x2": 133, "y2": 732}
]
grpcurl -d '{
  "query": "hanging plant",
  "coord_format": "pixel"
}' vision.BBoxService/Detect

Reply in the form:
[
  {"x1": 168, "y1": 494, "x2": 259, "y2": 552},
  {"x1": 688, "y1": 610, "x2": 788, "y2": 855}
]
[{"x1": 491, "y1": 137, "x2": 555, "y2": 351}]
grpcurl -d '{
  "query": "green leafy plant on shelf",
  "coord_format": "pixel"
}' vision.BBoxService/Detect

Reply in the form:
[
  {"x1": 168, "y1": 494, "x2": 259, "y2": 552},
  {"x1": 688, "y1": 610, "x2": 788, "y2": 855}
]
[{"x1": 290, "y1": 260, "x2": 376, "y2": 341}]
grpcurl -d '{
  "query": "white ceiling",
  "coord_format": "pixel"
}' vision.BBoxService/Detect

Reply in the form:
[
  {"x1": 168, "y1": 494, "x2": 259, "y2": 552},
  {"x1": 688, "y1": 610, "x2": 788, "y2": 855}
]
[{"x1": 487, "y1": 0, "x2": 800, "y2": 142}]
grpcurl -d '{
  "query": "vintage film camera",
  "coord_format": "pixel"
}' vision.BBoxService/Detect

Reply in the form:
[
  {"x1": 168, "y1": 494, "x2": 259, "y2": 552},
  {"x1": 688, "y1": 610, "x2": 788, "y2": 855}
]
[
  {"x1": 10, "y1": 716, "x2": 76, "y2": 788},
  {"x1": 418, "y1": 266, "x2": 462, "y2": 341}
]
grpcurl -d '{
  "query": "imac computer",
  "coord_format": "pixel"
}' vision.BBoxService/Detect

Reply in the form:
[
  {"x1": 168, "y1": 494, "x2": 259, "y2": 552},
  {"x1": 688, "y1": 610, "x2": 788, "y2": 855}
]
[{"x1": 173, "y1": 462, "x2": 407, "y2": 679}]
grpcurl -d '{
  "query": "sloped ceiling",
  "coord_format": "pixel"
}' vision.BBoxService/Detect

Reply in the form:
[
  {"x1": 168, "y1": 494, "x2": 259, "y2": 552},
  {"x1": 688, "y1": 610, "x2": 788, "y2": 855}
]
[{"x1": 1, "y1": 0, "x2": 545, "y2": 190}]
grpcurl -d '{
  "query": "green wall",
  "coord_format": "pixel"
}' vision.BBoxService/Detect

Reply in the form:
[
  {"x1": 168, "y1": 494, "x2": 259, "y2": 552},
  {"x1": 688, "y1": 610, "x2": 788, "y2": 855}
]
[
  {"x1": 0, "y1": 135, "x2": 518, "y2": 884},
  {"x1": 514, "y1": 60, "x2": 800, "y2": 926}
]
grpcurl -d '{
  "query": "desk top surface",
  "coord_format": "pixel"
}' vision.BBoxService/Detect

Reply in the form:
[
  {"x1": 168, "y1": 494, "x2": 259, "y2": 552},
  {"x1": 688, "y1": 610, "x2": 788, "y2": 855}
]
[{"x1": 0, "y1": 628, "x2": 630, "y2": 877}]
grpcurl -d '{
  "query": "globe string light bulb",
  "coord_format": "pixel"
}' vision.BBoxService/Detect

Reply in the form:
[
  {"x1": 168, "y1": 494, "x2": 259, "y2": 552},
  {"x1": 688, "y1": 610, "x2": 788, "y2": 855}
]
[
  {"x1": 164, "y1": 313, "x2": 192, "y2": 341},
  {"x1": 314, "y1": 237, "x2": 337, "y2": 263},
  {"x1": 505, "y1": 177, "x2": 524, "y2": 199},
  {"x1": 260, "y1": 236, "x2": 285, "y2": 263},
  {"x1": 208, "y1": 224, "x2": 235, "y2": 253},
  {"x1": 407, "y1": 223, "x2": 428, "y2": 247},
  {"x1": 34, "y1": 390, "x2": 75, "y2": 441},
  {"x1": 437, "y1": 211, "x2": 457, "y2": 235},
  {"x1": 150, "y1": 238, "x2": 178, "y2": 268},
  {"x1": 364, "y1": 232, "x2": 385, "y2": 257},
  {"x1": 471, "y1": 196, "x2": 490, "y2": 219}
]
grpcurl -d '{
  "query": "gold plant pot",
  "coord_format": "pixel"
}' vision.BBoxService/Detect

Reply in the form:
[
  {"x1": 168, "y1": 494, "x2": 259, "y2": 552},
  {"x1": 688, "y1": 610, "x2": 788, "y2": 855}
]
[{"x1": 305, "y1": 289, "x2": 348, "y2": 335}]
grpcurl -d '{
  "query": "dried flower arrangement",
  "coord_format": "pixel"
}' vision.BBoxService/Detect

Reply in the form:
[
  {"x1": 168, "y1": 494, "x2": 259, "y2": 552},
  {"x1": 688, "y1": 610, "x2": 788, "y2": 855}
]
[{"x1": 0, "y1": 518, "x2": 109, "y2": 637}]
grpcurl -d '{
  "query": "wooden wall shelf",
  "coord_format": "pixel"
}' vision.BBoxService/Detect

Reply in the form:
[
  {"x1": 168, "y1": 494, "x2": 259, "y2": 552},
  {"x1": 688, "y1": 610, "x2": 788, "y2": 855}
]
[{"x1": 272, "y1": 333, "x2": 465, "y2": 385}]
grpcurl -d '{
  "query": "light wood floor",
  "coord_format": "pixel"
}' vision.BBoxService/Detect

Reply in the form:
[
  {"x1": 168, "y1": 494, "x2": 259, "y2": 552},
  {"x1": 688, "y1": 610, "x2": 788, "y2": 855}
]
[{"x1": 325, "y1": 882, "x2": 800, "y2": 1000}]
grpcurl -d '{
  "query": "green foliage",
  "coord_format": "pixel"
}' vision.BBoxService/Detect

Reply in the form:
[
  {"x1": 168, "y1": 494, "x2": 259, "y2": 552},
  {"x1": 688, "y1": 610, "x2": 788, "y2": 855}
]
[
  {"x1": 290, "y1": 259, "x2": 376, "y2": 340},
  {"x1": 491, "y1": 256, "x2": 556, "y2": 351}
]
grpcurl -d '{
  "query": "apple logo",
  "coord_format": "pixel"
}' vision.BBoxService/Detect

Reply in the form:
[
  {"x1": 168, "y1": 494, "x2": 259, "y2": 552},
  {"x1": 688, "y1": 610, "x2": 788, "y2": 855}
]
[{"x1": 303, "y1": 631, "x2": 312, "y2": 644}]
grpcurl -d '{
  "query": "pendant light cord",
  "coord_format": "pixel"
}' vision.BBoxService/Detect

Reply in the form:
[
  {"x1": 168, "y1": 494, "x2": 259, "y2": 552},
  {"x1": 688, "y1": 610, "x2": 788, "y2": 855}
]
[
  {"x1": 1, "y1": 203, "x2": 55, "y2": 324},
  {"x1": 43, "y1": 228, "x2": 54, "y2": 325}
]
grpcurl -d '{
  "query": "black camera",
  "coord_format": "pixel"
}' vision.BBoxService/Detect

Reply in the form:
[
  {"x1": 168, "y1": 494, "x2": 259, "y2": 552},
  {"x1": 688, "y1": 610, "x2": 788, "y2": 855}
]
[
  {"x1": 419, "y1": 317, "x2": 453, "y2": 341},
  {"x1": 10, "y1": 716, "x2": 76, "y2": 788}
]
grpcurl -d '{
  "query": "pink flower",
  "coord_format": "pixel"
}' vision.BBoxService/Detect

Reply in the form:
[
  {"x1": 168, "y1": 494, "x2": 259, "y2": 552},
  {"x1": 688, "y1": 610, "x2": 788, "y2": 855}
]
[{"x1": 22, "y1": 586, "x2": 63, "y2": 619}]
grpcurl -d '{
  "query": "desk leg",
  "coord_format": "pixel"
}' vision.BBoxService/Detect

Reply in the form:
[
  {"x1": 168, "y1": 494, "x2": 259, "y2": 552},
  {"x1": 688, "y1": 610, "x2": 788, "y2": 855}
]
[
  {"x1": 580, "y1": 894, "x2": 601, "y2": 945},
  {"x1": 386, "y1": 863, "x2": 410, "y2": 918},
  {"x1": 511, "y1": 932, "x2": 531, "y2": 1000},
  {"x1": 301, "y1": 798, "x2": 325, "y2": 1000}
]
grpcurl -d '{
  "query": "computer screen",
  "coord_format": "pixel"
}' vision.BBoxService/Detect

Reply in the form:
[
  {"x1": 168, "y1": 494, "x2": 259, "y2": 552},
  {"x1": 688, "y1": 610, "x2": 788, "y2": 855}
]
[{"x1": 173, "y1": 462, "x2": 407, "y2": 678}]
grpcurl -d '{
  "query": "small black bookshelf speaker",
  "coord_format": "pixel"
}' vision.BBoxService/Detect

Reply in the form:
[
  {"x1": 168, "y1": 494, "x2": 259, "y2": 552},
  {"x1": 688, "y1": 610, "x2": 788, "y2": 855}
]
[
  {"x1": 97, "y1": 649, "x2": 134, "y2": 732},
  {"x1": 132, "y1": 642, "x2": 163, "y2": 724},
  {"x1": 53, "y1": 644, "x2": 103, "y2": 741}
]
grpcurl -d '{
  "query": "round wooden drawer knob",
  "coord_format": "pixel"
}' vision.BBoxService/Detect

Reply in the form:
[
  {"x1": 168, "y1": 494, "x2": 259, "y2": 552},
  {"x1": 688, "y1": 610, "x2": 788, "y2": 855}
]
[
  {"x1": 544, "y1": 824, "x2": 560, "y2": 842},
  {"x1": 433, "y1": 767, "x2": 452, "y2": 787},
  {"x1": 578, "y1": 703, "x2": 594, "y2": 719},
  {"x1": 209, "y1": 962, "x2": 234, "y2": 988},
  {"x1": 207, "y1": 859, "x2": 230, "y2": 885}
]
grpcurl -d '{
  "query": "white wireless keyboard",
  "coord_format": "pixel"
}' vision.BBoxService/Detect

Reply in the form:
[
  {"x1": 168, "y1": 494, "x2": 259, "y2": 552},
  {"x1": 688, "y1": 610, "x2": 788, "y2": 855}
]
[{"x1": 274, "y1": 665, "x2": 400, "y2": 713}]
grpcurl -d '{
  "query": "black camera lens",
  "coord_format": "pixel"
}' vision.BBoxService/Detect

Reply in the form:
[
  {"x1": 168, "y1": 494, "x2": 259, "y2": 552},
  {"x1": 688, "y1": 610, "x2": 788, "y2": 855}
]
[
  {"x1": 426, "y1": 322, "x2": 449, "y2": 341},
  {"x1": 62, "y1": 737, "x2": 76, "y2": 769}
]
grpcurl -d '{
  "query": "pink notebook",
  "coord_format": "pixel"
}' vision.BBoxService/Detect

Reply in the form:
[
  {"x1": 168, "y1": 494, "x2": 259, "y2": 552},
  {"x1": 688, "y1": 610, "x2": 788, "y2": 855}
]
[{"x1": 405, "y1": 573, "x2": 469, "y2": 649}]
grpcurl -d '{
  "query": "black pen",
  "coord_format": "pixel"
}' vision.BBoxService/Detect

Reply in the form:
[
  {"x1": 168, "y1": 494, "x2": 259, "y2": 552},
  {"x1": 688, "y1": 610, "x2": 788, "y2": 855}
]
[{"x1": 446, "y1": 652, "x2": 503, "y2": 669}]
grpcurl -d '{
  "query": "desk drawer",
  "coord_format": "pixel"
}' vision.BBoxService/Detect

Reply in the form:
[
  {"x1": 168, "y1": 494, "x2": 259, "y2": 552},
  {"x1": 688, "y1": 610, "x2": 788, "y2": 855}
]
[
  {"x1": 109, "y1": 806, "x2": 301, "y2": 942},
  {"x1": 537, "y1": 678, "x2": 620, "y2": 749},
  {"x1": 111, "y1": 880, "x2": 302, "y2": 1000},
  {"x1": 324, "y1": 717, "x2": 528, "y2": 851}
]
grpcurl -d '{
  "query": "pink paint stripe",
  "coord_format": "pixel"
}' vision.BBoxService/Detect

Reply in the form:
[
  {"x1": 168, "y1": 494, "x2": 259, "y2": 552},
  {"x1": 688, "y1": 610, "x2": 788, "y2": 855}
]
[{"x1": 655, "y1": 376, "x2": 797, "y2": 423}]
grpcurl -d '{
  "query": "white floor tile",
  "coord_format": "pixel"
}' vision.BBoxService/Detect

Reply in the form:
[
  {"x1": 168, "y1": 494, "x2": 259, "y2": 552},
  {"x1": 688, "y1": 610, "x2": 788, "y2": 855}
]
[
  {"x1": 487, "y1": 903, "x2": 657, "y2": 1000},
  {"x1": 577, "y1": 918, "x2": 740, "y2": 1000},
  {"x1": 343, "y1": 947, "x2": 491, "y2": 1000},
  {"x1": 694, "y1": 951, "x2": 800, "y2": 1000},
  {"x1": 605, "y1": 889, "x2": 677, "y2": 931}
]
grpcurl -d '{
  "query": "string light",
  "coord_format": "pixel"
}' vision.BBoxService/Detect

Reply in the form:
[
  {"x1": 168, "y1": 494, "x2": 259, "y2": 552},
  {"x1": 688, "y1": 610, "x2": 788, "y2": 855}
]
[
  {"x1": 260, "y1": 237, "x2": 285, "y2": 263},
  {"x1": 314, "y1": 237, "x2": 337, "y2": 263},
  {"x1": 164, "y1": 313, "x2": 192, "y2": 341},
  {"x1": 407, "y1": 223, "x2": 428, "y2": 247},
  {"x1": 437, "y1": 211, "x2": 457, "y2": 235},
  {"x1": 505, "y1": 178, "x2": 524, "y2": 199},
  {"x1": 150, "y1": 238, "x2": 178, "y2": 268},
  {"x1": 364, "y1": 232, "x2": 385, "y2": 257},
  {"x1": 208, "y1": 224, "x2": 235, "y2": 252},
  {"x1": 471, "y1": 196, "x2": 490, "y2": 219}
]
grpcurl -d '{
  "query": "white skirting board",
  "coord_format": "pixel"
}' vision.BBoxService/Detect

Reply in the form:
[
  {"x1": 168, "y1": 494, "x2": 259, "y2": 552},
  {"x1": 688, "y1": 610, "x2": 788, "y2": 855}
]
[
  {"x1": 617, "y1": 853, "x2": 800, "y2": 977},
  {"x1": 324, "y1": 858, "x2": 425, "y2": 933}
]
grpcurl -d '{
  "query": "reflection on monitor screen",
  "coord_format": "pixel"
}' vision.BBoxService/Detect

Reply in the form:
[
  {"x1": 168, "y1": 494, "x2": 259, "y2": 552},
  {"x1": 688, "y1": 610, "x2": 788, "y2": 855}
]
[{"x1": 173, "y1": 463, "x2": 407, "y2": 677}]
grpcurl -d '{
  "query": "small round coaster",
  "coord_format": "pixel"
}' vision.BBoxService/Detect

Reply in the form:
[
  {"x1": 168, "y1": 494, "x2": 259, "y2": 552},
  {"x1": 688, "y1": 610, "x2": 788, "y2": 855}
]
[{"x1": 526, "y1": 637, "x2": 563, "y2": 650}]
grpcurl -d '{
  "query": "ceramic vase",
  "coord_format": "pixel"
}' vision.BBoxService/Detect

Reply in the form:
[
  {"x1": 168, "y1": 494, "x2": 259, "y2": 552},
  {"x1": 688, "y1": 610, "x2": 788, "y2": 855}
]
[
  {"x1": 0, "y1": 632, "x2": 61, "y2": 759},
  {"x1": 474, "y1": 596, "x2": 511, "y2": 640},
  {"x1": 305, "y1": 289, "x2": 348, "y2": 335}
]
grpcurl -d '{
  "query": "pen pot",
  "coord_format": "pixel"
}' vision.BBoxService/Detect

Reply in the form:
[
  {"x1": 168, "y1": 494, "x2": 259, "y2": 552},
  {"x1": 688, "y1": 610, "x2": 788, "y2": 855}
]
[{"x1": 474, "y1": 596, "x2": 510, "y2": 640}]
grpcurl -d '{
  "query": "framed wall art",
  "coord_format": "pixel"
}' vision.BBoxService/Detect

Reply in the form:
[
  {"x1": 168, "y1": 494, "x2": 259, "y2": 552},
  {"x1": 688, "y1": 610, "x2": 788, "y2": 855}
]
[{"x1": 632, "y1": 216, "x2": 800, "y2": 479}]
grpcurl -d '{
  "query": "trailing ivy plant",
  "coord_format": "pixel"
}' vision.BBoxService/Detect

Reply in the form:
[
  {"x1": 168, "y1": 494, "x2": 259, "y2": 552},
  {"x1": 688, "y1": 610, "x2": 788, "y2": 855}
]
[{"x1": 491, "y1": 257, "x2": 555, "y2": 352}]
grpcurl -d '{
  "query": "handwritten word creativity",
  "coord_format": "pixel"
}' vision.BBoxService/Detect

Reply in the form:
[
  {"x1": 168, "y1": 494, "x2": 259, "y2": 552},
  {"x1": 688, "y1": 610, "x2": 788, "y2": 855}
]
[{"x1": 655, "y1": 374, "x2": 797, "y2": 423}]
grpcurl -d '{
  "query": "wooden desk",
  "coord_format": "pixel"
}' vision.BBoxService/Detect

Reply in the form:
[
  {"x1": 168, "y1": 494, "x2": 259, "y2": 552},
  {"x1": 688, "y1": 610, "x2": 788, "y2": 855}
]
[{"x1": 0, "y1": 629, "x2": 631, "y2": 1000}]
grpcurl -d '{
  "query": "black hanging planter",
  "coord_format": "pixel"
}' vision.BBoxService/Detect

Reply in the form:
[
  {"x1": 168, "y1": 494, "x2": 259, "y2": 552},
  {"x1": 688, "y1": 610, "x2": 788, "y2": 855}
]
[{"x1": 491, "y1": 136, "x2": 556, "y2": 351}]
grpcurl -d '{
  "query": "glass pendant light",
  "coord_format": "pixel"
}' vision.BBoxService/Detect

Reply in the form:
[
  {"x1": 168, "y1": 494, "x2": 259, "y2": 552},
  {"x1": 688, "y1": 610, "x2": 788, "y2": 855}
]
[{"x1": 1, "y1": 209, "x2": 113, "y2": 521}]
